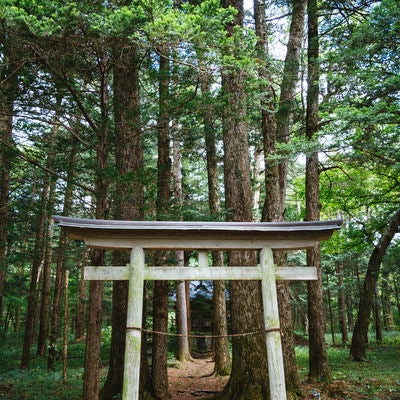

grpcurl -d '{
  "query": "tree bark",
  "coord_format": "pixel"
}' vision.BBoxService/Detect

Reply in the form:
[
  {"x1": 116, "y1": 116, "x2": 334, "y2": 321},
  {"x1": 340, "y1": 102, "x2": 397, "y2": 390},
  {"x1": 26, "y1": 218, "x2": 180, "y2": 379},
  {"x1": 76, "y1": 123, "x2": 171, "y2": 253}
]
[
  {"x1": 218, "y1": 1, "x2": 269, "y2": 398},
  {"x1": 37, "y1": 118, "x2": 59, "y2": 357},
  {"x1": 75, "y1": 252, "x2": 88, "y2": 340},
  {"x1": 151, "y1": 44, "x2": 171, "y2": 400},
  {"x1": 374, "y1": 284, "x2": 383, "y2": 343},
  {"x1": 21, "y1": 170, "x2": 51, "y2": 369},
  {"x1": 171, "y1": 123, "x2": 191, "y2": 362},
  {"x1": 212, "y1": 272, "x2": 231, "y2": 376},
  {"x1": 336, "y1": 263, "x2": 349, "y2": 344},
  {"x1": 84, "y1": 255, "x2": 104, "y2": 400},
  {"x1": 325, "y1": 274, "x2": 335, "y2": 344},
  {"x1": 37, "y1": 209, "x2": 54, "y2": 357},
  {"x1": 256, "y1": 0, "x2": 305, "y2": 391},
  {"x1": 62, "y1": 269, "x2": 69, "y2": 384},
  {"x1": 306, "y1": 0, "x2": 331, "y2": 382},
  {"x1": 83, "y1": 47, "x2": 111, "y2": 400},
  {"x1": 0, "y1": 34, "x2": 17, "y2": 325},
  {"x1": 48, "y1": 135, "x2": 77, "y2": 370},
  {"x1": 199, "y1": 50, "x2": 230, "y2": 376},
  {"x1": 350, "y1": 208, "x2": 400, "y2": 361},
  {"x1": 381, "y1": 270, "x2": 395, "y2": 330},
  {"x1": 393, "y1": 276, "x2": 400, "y2": 326},
  {"x1": 100, "y1": 39, "x2": 145, "y2": 399},
  {"x1": 276, "y1": 0, "x2": 307, "y2": 202}
]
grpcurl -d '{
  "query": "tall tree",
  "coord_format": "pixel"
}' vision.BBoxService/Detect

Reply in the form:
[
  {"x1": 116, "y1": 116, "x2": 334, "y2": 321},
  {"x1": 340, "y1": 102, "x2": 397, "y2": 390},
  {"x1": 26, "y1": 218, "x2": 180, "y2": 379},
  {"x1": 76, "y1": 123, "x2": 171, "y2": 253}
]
[
  {"x1": 0, "y1": 32, "x2": 18, "y2": 326},
  {"x1": 218, "y1": 0, "x2": 268, "y2": 398},
  {"x1": 319, "y1": 0, "x2": 400, "y2": 359},
  {"x1": 48, "y1": 134, "x2": 78, "y2": 370},
  {"x1": 336, "y1": 263, "x2": 349, "y2": 343},
  {"x1": 21, "y1": 166, "x2": 52, "y2": 368},
  {"x1": 172, "y1": 130, "x2": 191, "y2": 362},
  {"x1": 100, "y1": 39, "x2": 146, "y2": 399},
  {"x1": 199, "y1": 62, "x2": 230, "y2": 376},
  {"x1": 37, "y1": 108, "x2": 60, "y2": 357},
  {"x1": 350, "y1": 208, "x2": 400, "y2": 360},
  {"x1": 256, "y1": 0, "x2": 306, "y2": 391},
  {"x1": 305, "y1": 0, "x2": 331, "y2": 381},
  {"x1": 151, "y1": 44, "x2": 172, "y2": 400},
  {"x1": 83, "y1": 48, "x2": 110, "y2": 398}
]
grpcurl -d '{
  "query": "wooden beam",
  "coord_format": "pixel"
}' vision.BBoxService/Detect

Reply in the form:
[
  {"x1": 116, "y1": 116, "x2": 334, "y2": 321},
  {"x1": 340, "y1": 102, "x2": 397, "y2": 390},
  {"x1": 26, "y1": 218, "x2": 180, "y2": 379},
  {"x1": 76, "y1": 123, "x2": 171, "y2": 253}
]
[
  {"x1": 84, "y1": 265, "x2": 317, "y2": 281},
  {"x1": 83, "y1": 237, "x2": 319, "y2": 250}
]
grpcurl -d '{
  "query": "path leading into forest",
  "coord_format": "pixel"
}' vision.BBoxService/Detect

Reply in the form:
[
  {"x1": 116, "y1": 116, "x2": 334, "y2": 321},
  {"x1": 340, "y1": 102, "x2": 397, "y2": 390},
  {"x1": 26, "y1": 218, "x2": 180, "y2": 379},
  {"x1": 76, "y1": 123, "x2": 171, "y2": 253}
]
[
  {"x1": 168, "y1": 356, "x2": 228, "y2": 400},
  {"x1": 167, "y1": 356, "x2": 400, "y2": 400}
]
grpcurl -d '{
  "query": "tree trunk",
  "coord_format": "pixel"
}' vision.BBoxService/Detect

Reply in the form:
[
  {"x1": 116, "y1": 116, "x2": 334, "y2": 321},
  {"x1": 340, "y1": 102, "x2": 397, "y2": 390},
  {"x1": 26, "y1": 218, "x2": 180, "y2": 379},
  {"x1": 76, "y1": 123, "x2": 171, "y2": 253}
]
[
  {"x1": 350, "y1": 208, "x2": 400, "y2": 361},
  {"x1": 151, "y1": 44, "x2": 171, "y2": 400},
  {"x1": 218, "y1": 2, "x2": 269, "y2": 398},
  {"x1": 336, "y1": 263, "x2": 349, "y2": 343},
  {"x1": 381, "y1": 271, "x2": 395, "y2": 330},
  {"x1": 175, "y1": 276, "x2": 191, "y2": 361},
  {"x1": 307, "y1": 247, "x2": 330, "y2": 381},
  {"x1": 325, "y1": 274, "x2": 335, "y2": 345},
  {"x1": 255, "y1": 0, "x2": 305, "y2": 391},
  {"x1": 306, "y1": 0, "x2": 331, "y2": 382},
  {"x1": 21, "y1": 171, "x2": 51, "y2": 369},
  {"x1": 62, "y1": 269, "x2": 69, "y2": 384},
  {"x1": 100, "y1": 276, "x2": 127, "y2": 400},
  {"x1": 393, "y1": 276, "x2": 400, "y2": 325},
  {"x1": 172, "y1": 125, "x2": 191, "y2": 362},
  {"x1": 212, "y1": 275, "x2": 231, "y2": 376},
  {"x1": 48, "y1": 135, "x2": 77, "y2": 370},
  {"x1": 276, "y1": 0, "x2": 307, "y2": 203},
  {"x1": 0, "y1": 35, "x2": 17, "y2": 325},
  {"x1": 83, "y1": 48, "x2": 111, "y2": 400},
  {"x1": 199, "y1": 49, "x2": 230, "y2": 376},
  {"x1": 37, "y1": 128, "x2": 59, "y2": 357},
  {"x1": 83, "y1": 254, "x2": 104, "y2": 400},
  {"x1": 100, "y1": 40, "x2": 145, "y2": 399},
  {"x1": 75, "y1": 252, "x2": 88, "y2": 341},
  {"x1": 37, "y1": 213, "x2": 54, "y2": 357},
  {"x1": 255, "y1": 0, "x2": 280, "y2": 223},
  {"x1": 374, "y1": 284, "x2": 382, "y2": 343}
]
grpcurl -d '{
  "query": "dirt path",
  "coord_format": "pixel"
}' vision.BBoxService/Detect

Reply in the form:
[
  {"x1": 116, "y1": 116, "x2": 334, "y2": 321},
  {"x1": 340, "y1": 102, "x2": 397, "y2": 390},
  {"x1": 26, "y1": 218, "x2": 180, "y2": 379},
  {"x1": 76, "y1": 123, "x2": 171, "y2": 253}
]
[
  {"x1": 168, "y1": 357, "x2": 228, "y2": 400},
  {"x1": 167, "y1": 357, "x2": 400, "y2": 400}
]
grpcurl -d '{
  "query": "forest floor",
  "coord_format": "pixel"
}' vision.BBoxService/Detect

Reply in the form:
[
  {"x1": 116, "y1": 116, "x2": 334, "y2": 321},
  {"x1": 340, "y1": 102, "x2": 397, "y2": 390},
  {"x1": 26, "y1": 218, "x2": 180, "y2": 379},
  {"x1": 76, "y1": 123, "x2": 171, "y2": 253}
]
[
  {"x1": 168, "y1": 354, "x2": 228, "y2": 400},
  {"x1": 0, "y1": 334, "x2": 399, "y2": 399},
  {"x1": 167, "y1": 352, "x2": 400, "y2": 400}
]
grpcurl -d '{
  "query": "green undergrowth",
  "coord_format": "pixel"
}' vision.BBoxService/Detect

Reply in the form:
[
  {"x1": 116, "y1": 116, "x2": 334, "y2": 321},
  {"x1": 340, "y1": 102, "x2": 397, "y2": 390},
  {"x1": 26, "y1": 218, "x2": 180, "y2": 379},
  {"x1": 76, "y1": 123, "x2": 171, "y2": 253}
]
[
  {"x1": 0, "y1": 331, "x2": 399, "y2": 399},
  {"x1": 296, "y1": 331, "x2": 400, "y2": 399},
  {"x1": 0, "y1": 335, "x2": 109, "y2": 400}
]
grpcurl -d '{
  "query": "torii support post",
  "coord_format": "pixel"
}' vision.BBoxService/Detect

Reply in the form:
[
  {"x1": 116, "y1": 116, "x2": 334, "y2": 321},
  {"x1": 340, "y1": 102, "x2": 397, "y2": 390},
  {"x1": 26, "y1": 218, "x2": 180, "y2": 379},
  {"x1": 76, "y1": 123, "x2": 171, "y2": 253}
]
[
  {"x1": 53, "y1": 216, "x2": 342, "y2": 400},
  {"x1": 123, "y1": 247, "x2": 144, "y2": 400},
  {"x1": 260, "y1": 247, "x2": 286, "y2": 398}
]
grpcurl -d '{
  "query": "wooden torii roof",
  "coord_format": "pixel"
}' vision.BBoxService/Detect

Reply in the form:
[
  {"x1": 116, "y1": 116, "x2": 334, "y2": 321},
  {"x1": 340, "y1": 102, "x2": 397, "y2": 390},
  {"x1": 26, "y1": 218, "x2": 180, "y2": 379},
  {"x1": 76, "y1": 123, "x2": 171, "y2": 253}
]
[{"x1": 53, "y1": 216, "x2": 342, "y2": 251}]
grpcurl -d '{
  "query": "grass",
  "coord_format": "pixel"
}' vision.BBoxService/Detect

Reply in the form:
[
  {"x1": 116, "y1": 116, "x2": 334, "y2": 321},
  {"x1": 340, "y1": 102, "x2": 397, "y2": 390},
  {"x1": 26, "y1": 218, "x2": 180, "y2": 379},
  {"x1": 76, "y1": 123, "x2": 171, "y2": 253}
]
[
  {"x1": 296, "y1": 331, "x2": 400, "y2": 399},
  {"x1": 0, "y1": 336, "x2": 107, "y2": 400},
  {"x1": 0, "y1": 331, "x2": 399, "y2": 399}
]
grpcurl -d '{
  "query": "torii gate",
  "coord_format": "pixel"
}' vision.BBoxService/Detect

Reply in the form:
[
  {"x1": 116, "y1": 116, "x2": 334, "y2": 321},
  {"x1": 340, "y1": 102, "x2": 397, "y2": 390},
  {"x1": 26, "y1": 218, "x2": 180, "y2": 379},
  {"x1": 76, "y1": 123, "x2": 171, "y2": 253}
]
[{"x1": 53, "y1": 216, "x2": 341, "y2": 400}]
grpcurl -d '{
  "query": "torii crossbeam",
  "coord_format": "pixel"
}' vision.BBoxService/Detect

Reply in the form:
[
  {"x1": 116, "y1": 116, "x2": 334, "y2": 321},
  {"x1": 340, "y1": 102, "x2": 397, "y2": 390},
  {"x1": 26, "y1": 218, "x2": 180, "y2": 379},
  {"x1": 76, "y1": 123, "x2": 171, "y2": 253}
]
[{"x1": 53, "y1": 216, "x2": 341, "y2": 400}]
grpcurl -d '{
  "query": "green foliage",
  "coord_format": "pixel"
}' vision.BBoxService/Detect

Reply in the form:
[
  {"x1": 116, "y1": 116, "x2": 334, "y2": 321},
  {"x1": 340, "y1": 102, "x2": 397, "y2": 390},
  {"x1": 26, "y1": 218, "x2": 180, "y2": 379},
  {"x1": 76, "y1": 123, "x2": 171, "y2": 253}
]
[
  {"x1": 1, "y1": 1, "x2": 400, "y2": 396},
  {"x1": 296, "y1": 333, "x2": 400, "y2": 398},
  {"x1": 0, "y1": 332, "x2": 110, "y2": 399}
]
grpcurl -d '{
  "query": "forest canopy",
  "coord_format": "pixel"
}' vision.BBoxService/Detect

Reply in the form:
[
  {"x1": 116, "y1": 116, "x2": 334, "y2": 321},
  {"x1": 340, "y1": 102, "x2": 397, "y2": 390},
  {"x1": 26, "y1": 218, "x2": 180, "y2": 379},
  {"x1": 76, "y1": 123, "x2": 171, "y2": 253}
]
[{"x1": 0, "y1": 0, "x2": 399, "y2": 399}]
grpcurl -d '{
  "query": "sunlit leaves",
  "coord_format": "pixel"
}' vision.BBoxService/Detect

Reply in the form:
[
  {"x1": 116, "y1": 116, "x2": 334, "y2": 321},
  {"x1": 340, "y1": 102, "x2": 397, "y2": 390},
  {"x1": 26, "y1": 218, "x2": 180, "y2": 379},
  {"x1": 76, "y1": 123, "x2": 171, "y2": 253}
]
[{"x1": 319, "y1": 0, "x2": 399, "y2": 233}]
